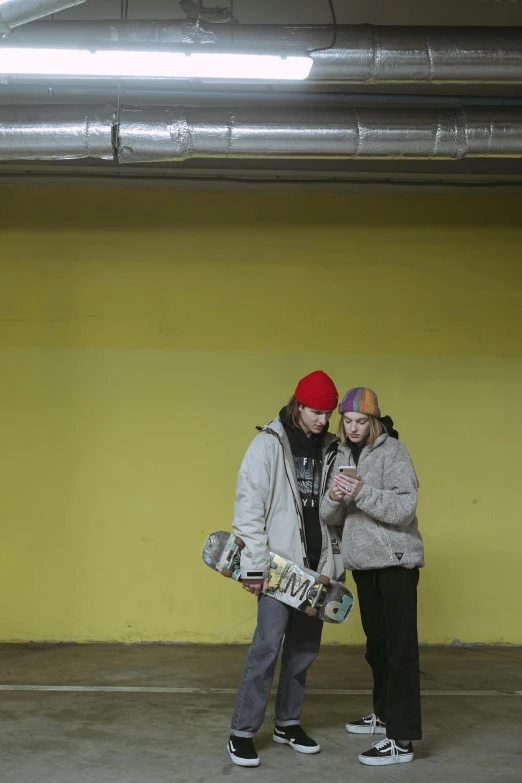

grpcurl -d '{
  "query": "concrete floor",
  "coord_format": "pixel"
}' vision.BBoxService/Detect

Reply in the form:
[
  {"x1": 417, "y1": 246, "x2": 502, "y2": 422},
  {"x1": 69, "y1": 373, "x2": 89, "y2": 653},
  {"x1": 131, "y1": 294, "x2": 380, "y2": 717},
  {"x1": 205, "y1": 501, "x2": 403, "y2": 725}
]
[{"x1": 0, "y1": 644, "x2": 520, "y2": 783}]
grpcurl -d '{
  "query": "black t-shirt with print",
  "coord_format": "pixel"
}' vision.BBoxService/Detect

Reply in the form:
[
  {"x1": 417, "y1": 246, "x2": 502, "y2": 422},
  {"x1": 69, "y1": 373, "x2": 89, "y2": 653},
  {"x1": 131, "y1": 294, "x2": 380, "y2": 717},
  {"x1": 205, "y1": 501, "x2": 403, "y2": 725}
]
[{"x1": 279, "y1": 407, "x2": 328, "y2": 571}]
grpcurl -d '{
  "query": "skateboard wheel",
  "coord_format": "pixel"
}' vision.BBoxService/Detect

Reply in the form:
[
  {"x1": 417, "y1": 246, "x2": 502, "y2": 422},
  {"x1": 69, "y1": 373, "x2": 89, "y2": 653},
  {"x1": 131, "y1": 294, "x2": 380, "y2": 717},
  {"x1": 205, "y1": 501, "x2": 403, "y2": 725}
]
[
  {"x1": 318, "y1": 575, "x2": 330, "y2": 586},
  {"x1": 234, "y1": 536, "x2": 245, "y2": 549},
  {"x1": 305, "y1": 606, "x2": 318, "y2": 618},
  {"x1": 221, "y1": 567, "x2": 233, "y2": 578}
]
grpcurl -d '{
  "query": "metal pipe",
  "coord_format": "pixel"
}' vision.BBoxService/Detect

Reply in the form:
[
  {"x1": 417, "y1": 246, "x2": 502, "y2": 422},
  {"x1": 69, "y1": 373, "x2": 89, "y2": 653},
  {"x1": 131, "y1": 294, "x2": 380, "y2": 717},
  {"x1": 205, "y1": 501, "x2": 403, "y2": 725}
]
[
  {"x1": 0, "y1": 104, "x2": 114, "y2": 159},
  {"x1": 0, "y1": 1, "x2": 85, "y2": 35},
  {"x1": 1, "y1": 105, "x2": 522, "y2": 162},
  {"x1": 4, "y1": 21, "x2": 522, "y2": 84},
  {"x1": 116, "y1": 107, "x2": 522, "y2": 162}
]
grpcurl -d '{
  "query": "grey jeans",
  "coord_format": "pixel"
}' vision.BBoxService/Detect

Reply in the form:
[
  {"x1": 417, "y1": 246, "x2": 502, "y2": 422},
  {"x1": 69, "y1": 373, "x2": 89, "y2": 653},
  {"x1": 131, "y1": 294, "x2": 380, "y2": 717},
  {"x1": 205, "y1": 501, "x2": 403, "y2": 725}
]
[{"x1": 230, "y1": 594, "x2": 323, "y2": 738}]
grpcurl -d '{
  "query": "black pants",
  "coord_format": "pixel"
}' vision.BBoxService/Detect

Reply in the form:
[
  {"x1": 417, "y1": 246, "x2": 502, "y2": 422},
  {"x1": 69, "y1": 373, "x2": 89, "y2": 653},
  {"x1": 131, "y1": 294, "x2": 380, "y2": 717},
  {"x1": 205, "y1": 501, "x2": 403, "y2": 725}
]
[{"x1": 353, "y1": 567, "x2": 422, "y2": 741}]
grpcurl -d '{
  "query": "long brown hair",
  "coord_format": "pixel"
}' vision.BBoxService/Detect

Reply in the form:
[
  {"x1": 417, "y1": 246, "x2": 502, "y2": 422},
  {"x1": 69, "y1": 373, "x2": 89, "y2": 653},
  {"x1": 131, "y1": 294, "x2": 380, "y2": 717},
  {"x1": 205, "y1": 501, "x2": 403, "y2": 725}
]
[
  {"x1": 337, "y1": 413, "x2": 385, "y2": 449},
  {"x1": 285, "y1": 396, "x2": 302, "y2": 427}
]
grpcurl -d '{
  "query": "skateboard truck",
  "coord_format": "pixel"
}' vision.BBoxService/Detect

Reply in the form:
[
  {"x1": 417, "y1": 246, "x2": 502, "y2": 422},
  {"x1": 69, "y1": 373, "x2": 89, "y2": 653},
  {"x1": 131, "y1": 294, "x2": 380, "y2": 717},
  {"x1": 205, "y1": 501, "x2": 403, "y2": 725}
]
[
  {"x1": 305, "y1": 575, "x2": 330, "y2": 618},
  {"x1": 221, "y1": 536, "x2": 245, "y2": 578}
]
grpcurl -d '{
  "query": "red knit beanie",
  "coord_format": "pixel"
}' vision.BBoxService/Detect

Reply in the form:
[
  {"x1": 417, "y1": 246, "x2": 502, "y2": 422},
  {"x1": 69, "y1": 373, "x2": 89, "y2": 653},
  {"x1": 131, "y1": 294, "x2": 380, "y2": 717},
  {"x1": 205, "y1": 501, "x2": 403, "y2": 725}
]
[{"x1": 294, "y1": 370, "x2": 338, "y2": 411}]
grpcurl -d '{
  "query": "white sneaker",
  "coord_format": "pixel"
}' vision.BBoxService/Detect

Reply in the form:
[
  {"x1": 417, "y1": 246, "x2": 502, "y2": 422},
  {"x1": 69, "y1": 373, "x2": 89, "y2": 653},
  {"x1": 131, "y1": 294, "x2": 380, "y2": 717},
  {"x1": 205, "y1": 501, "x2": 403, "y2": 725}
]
[
  {"x1": 346, "y1": 713, "x2": 386, "y2": 735},
  {"x1": 359, "y1": 738, "x2": 414, "y2": 766}
]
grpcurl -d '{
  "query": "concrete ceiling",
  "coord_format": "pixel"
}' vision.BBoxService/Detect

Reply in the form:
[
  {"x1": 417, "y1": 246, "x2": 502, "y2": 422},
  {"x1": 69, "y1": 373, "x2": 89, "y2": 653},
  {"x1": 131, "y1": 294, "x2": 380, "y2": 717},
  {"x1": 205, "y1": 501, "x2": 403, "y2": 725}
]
[{"x1": 52, "y1": 0, "x2": 522, "y2": 26}]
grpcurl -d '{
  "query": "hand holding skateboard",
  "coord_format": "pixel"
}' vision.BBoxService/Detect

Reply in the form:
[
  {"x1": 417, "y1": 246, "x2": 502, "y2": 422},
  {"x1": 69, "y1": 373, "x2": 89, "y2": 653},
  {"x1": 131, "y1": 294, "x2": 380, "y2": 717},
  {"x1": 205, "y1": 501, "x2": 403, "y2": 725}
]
[{"x1": 242, "y1": 578, "x2": 269, "y2": 596}]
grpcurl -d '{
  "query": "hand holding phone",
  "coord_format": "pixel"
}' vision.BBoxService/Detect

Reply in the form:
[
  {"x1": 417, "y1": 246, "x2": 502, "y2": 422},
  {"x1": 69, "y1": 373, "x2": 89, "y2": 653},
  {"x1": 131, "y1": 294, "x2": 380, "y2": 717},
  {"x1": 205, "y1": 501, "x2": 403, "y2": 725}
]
[{"x1": 331, "y1": 465, "x2": 363, "y2": 501}]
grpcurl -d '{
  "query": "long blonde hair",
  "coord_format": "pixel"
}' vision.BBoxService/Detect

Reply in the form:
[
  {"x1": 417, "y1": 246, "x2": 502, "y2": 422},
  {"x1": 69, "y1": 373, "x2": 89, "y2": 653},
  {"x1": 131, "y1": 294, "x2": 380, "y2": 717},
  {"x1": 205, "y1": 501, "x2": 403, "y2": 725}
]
[{"x1": 337, "y1": 414, "x2": 385, "y2": 449}]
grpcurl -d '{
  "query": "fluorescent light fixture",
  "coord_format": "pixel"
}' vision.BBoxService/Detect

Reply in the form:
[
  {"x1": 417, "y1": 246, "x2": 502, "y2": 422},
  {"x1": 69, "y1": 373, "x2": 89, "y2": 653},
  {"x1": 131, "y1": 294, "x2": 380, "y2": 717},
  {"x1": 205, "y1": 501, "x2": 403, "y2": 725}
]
[{"x1": 0, "y1": 48, "x2": 313, "y2": 80}]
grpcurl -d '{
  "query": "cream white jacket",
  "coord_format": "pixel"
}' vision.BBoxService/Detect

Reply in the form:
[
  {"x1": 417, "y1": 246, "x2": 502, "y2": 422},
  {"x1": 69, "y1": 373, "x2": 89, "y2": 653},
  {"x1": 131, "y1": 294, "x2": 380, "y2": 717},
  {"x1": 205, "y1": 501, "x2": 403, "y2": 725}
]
[{"x1": 232, "y1": 418, "x2": 345, "y2": 581}]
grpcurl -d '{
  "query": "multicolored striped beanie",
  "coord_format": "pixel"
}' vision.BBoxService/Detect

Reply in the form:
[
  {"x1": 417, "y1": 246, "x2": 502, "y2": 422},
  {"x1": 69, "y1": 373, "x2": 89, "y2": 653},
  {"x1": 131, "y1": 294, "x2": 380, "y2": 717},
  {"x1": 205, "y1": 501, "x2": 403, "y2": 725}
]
[{"x1": 339, "y1": 387, "x2": 381, "y2": 418}]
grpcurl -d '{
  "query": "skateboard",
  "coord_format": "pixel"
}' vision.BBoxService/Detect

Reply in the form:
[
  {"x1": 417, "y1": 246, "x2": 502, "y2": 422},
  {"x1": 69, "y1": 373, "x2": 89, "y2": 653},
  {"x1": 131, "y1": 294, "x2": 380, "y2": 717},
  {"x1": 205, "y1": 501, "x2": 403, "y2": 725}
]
[{"x1": 202, "y1": 530, "x2": 354, "y2": 624}]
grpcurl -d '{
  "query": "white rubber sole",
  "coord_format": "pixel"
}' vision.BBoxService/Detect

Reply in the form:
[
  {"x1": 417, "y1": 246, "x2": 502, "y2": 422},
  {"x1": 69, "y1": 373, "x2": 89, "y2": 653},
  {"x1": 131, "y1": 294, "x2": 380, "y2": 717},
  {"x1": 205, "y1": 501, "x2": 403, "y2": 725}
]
[
  {"x1": 359, "y1": 752, "x2": 414, "y2": 766},
  {"x1": 227, "y1": 745, "x2": 260, "y2": 767},
  {"x1": 346, "y1": 724, "x2": 386, "y2": 735},
  {"x1": 273, "y1": 734, "x2": 321, "y2": 754}
]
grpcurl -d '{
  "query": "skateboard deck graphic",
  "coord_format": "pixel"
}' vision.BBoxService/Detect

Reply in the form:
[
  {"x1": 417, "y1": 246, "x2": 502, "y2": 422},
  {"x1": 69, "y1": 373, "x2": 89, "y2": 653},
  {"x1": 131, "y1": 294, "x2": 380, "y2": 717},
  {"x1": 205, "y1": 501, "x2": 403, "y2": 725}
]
[{"x1": 202, "y1": 530, "x2": 354, "y2": 624}]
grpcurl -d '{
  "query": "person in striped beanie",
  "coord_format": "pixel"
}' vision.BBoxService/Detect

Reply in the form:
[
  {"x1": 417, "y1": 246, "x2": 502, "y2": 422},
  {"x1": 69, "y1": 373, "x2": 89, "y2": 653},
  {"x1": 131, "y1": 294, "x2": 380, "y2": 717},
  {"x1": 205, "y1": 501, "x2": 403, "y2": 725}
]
[{"x1": 320, "y1": 387, "x2": 424, "y2": 767}]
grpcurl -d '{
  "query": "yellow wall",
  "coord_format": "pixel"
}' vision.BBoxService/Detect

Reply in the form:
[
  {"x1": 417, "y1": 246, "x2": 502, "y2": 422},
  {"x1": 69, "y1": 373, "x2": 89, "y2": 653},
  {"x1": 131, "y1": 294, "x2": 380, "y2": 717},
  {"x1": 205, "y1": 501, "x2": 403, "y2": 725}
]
[{"x1": 0, "y1": 185, "x2": 520, "y2": 645}]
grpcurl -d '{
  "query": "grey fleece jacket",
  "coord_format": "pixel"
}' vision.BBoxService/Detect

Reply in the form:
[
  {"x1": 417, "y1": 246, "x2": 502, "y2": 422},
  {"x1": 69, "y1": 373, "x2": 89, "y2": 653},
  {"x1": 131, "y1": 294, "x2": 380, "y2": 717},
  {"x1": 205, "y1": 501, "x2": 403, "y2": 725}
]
[{"x1": 320, "y1": 433, "x2": 424, "y2": 571}]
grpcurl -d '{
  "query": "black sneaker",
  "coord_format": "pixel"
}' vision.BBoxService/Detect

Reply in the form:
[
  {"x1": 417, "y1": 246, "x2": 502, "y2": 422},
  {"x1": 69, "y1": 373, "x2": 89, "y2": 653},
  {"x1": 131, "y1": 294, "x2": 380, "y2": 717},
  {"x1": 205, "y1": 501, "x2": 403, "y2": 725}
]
[
  {"x1": 346, "y1": 712, "x2": 386, "y2": 735},
  {"x1": 227, "y1": 735, "x2": 260, "y2": 767},
  {"x1": 359, "y1": 738, "x2": 414, "y2": 766},
  {"x1": 273, "y1": 724, "x2": 320, "y2": 754}
]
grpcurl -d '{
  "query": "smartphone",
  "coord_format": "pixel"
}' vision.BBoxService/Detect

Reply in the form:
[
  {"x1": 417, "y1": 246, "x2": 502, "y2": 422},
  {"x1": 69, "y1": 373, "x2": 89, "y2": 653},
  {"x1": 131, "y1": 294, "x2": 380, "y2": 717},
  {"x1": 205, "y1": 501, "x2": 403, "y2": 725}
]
[{"x1": 339, "y1": 465, "x2": 357, "y2": 479}]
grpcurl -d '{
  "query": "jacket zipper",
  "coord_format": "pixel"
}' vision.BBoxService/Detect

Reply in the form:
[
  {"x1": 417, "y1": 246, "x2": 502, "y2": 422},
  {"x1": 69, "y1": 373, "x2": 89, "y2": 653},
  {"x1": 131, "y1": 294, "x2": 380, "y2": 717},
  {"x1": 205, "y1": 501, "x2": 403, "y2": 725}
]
[
  {"x1": 283, "y1": 456, "x2": 310, "y2": 568},
  {"x1": 320, "y1": 442, "x2": 339, "y2": 498},
  {"x1": 263, "y1": 426, "x2": 310, "y2": 568}
]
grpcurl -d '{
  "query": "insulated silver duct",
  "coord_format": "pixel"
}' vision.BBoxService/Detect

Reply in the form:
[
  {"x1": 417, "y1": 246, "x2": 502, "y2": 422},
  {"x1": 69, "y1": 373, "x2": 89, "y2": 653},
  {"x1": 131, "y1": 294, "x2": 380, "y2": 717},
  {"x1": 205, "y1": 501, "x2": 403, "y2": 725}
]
[
  {"x1": 116, "y1": 107, "x2": 522, "y2": 162},
  {"x1": 2, "y1": 105, "x2": 521, "y2": 162},
  {"x1": 0, "y1": 105, "x2": 114, "y2": 159},
  {"x1": 5, "y1": 22, "x2": 522, "y2": 83},
  {"x1": 0, "y1": 1, "x2": 85, "y2": 35}
]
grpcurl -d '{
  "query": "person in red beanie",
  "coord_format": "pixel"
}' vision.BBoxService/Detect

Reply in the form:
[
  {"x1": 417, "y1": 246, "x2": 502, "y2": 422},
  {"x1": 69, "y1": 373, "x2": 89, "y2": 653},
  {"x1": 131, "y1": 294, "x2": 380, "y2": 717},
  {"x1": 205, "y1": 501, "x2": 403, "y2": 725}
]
[{"x1": 227, "y1": 371, "x2": 344, "y2": 768}]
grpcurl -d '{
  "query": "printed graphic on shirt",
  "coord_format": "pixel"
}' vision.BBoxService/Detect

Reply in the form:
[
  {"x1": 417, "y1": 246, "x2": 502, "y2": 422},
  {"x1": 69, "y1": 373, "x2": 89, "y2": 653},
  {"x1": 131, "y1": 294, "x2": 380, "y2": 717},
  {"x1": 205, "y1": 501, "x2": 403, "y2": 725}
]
[
  {"x1": 395, "y1": 552, "x2": 404, "y2": 561},
  {"x1": 331, "y1": 537, "x2": 341, "y2": 555},
  {"x1": 293, "y1": 456, "x2": 322, "y2": 508}
]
